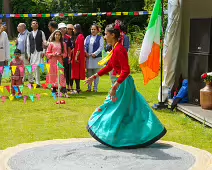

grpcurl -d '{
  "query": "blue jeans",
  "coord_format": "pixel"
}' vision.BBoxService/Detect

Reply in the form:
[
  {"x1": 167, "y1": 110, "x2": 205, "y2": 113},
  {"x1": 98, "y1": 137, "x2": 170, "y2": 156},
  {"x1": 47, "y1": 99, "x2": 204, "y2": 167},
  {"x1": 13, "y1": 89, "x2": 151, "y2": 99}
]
[{"x1": 87, "y1": 68, "x2": 100, "y2": 91}]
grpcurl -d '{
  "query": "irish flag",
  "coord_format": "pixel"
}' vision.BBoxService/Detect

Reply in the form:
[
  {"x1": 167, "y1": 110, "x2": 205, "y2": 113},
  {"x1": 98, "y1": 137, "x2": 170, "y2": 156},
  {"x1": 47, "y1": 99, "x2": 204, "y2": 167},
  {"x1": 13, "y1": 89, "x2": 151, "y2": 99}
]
[{"x1": 139, "y1": 0, "x2": 162, "y2": 85}]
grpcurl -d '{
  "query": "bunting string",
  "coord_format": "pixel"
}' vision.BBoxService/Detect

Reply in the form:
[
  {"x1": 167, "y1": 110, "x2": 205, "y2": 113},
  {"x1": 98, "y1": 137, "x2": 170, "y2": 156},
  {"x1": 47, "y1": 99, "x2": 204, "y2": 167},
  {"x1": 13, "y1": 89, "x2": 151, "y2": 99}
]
[
  {"x1": 0, "y1": 61, "x2": 64, "y2": 103},
  {"x1": 0, "y1": 61, "x2": 64, "y2": 78},
  {"x1": 0, "y1": 11, "x2": 168, "y2": 18}
]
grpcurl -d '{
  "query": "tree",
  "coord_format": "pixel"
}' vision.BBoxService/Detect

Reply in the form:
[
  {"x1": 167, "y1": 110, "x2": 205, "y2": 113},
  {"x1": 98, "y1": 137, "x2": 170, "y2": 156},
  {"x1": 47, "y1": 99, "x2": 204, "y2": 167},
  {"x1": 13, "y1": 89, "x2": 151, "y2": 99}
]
[
  {"x1": 3, "y1": 0, "x2": 14, "y2": 38},
  {"x1": 9, "y1": 0, "x2": 167, "y2": 38}
]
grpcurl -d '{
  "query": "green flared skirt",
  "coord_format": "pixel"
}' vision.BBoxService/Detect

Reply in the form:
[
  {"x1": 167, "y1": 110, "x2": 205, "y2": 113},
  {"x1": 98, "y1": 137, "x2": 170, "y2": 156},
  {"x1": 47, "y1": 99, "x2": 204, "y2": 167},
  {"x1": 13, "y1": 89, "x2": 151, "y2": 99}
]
[{"x1": 87, "y1": 76, "x2": 167, "y2": 148}]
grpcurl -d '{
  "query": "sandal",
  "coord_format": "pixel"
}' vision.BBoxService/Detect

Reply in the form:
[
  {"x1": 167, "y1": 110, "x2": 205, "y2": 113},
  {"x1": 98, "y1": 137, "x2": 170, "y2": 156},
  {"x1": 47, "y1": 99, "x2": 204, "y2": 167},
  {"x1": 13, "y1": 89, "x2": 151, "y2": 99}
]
[
  {"x1": 64, "y1": 93, "x2": 70, "y2": 98},
  {"x1": 69, "y1": 89, "x2": 77, "y2": 94}
]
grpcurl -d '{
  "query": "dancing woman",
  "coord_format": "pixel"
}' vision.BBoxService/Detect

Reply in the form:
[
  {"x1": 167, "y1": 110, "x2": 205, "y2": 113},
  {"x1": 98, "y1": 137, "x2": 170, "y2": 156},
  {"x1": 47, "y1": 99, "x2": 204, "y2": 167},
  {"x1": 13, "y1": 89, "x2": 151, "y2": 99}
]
[{"x1": 85, "y1": 23, "x2": 167, "y2": 149}]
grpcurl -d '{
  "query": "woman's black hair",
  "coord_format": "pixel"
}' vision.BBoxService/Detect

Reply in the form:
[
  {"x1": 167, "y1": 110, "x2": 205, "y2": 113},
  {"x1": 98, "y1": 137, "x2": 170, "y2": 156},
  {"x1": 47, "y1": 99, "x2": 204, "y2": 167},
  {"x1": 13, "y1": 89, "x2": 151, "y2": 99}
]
[
  {"x1": 51, "y1": 30, "x2": 64, "y2": 53},
  {"x1": 48, "y1": 21, "x2": 58, "y2": 29},
  {"x1": 90, "y1": 24, "x2": 99, "y2": 31},
  {"x1": 74, "y1": 24, "x2": 82, "y2": 36},
  {"x1": 31, "y1": 19, "x2": 38, "y2": 25},
  {"x1": 105, "y1": 23, "x2": 120, "y2": 39}
]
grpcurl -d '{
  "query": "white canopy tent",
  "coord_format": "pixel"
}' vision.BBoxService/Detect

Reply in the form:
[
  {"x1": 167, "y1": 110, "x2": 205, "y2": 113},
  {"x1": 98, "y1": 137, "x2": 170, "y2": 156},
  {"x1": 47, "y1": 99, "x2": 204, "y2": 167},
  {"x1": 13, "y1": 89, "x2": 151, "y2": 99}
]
[{"x1": 158, "y1": 0, "x2": 212, "y2": 102}]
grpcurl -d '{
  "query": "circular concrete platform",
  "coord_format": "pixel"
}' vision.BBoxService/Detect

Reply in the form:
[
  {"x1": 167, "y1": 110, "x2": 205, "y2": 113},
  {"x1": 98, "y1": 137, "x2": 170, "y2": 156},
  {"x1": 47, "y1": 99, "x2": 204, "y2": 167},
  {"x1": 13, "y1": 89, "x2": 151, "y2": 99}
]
[{"x1": 0, "y1": 139, "x2": 212, "y2": 170}]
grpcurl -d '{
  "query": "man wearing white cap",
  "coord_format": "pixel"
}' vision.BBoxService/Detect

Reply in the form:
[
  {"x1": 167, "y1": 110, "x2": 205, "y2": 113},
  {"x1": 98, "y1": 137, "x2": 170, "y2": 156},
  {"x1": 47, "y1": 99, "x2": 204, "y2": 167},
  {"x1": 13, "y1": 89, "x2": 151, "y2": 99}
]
[{"x1": 58, "y1": 23, "x2": 72, "y2": 91}]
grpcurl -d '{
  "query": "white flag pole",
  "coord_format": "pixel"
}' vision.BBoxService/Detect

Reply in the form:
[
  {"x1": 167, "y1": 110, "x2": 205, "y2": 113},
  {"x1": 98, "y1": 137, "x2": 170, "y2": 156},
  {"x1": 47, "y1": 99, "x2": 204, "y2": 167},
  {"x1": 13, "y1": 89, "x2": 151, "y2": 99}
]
[{"x1": 57, "y1": 60, "x2": 60, "y2": 108}]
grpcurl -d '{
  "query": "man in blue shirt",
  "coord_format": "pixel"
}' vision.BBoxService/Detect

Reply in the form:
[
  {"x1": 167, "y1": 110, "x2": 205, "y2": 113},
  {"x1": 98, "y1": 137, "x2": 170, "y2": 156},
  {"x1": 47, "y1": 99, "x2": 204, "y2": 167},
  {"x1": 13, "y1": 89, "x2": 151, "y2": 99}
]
[
  {"x1": 16, "y1": 23, "x2": 29, "y2": 64},
  {"x1": 16, "y1": 23, "x2": 30, "y2": 82}
]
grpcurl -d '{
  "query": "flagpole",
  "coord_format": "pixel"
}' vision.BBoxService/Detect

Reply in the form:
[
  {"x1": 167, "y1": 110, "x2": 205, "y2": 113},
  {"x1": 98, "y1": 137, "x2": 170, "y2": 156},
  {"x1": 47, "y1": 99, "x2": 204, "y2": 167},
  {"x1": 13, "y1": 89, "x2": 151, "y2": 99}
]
[
  {"x1": 152, "y1": 0, "x2": 168, "y2": 110},
  {"x1": 57, "y1": 60, "x2": 60, "y2": 108},
  {"x1": 160, "y1": 0, "x2": 164, "y2": 103}
]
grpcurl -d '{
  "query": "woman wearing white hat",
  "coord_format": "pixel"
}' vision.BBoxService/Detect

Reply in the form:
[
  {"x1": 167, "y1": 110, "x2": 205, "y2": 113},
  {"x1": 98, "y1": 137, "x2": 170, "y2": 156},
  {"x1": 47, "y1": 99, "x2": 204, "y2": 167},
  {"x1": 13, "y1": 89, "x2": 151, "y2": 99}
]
[{"x1": 58, "y1": 23, "x2": 73, "y2": 92}]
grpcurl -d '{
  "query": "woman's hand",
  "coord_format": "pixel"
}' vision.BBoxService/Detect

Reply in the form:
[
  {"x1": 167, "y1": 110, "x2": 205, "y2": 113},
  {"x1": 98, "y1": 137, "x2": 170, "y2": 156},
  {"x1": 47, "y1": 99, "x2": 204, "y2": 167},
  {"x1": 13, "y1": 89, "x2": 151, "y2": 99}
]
[
  {"x1": 110, "y1": 89, "x2": 117, "y2": 102},
  {"x1": 85, "y1": 52, "x2": 89, "y2": 58},
  {"x1": 91, "y1": 54, "x2": 96, "y2": 58},
  {"x1": 85, "y1": 74, "x2": 98, "y2": 86},
  {"x1": 75, "y1": 51, "x2": 80, "y2": 63},
  {"x1": 110, "y1": 82, "x2": 120, "y2": 102}
]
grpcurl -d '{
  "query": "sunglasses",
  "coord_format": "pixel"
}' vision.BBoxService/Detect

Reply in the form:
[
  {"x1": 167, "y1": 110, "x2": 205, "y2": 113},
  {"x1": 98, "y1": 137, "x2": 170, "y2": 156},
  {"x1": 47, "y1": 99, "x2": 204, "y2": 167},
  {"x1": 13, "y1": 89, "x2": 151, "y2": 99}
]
[
  {"x1": 67, "y1": 28, "x2": 73, "y2": 30},
  {"x1": 14, "y1": 53, "x2": 21, "y2": 55}
]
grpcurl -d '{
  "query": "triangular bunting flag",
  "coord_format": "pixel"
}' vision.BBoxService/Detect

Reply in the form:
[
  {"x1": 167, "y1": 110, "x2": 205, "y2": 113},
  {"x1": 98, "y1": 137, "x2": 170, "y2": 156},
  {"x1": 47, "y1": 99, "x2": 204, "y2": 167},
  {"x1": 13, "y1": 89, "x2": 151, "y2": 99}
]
[
  {"x1": 5, "y1": 86, "x2": 10, "y2": 93},
  {"x1": 36, "y1": 94, "x2": 41, "y2": 100},
  {"x1": 33, "y1": 84, "x2": 37, "y2": 89},
  {"x1": 46, "y1": 64, "x2": 50, "y2": 73},
  {"x1": 39, "y1": 64, "x2": 45, "y2": 72},
  {"x1": 19, "y1": 66, "x2": 24, "y2": 76},
  {"x1": 13, "y1": 86, "x2": 19, "y2": 93},
  {"x1": 26, "y1": 65, "x2": 32, "y2": 73},
  {"x1": 15, "y1": 95, "x2": 22, "y2": 99},
  {"x1": 32, "y1": 64, "x2": 37, "y2": 72},
  {"x1": 9, "y1": 95, "x2": 14, "y2": 101},
  {"x1": 3, "y1": 66, "x2": 11, "y2": 78},
  {"x1": 11, "y1": 66, "x2": 17, "y2": 75},
  {"x1": 29, "y1": 95, "x2": 34, "y2": 102},
  {"x1": 28, "y1": 84, "x2": 32, "y2": 90},
  {"x1": 19, "y1": 85, "x2": 24, "y2": 93},
  {"x1": 24, "y1": 95, "x2": 28, "y2": 104},
  {"x1": 0, "y1": 66, "x2": 4, "y2": 74},
  {"x1": 48, "y1": 84, "x2": 52, "y2": 88},
  {"x1": 0, "y1": 86, "x2": 4, "y2": 93},
  {"x1": 59, "y1": 70, "x2": 64, "y2": 75},
  {"x1": 57, "y1": 62, "x2": 64, "y2": 69},
  {"x1": 42, "y1": 84, "x2": 47, "y2": 89},
  {"x1": 52, "y1": 92, "x2": 57, "y2": 100},
  {"x1": 2, "y1": 96, "x2": 6, "y2": 103}
]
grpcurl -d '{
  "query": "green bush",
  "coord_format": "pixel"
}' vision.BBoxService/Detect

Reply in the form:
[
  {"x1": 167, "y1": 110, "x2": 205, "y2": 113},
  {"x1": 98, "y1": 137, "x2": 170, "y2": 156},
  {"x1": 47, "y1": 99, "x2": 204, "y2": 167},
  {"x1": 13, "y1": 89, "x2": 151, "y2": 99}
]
[{"x1": 128, "y1": 43, "x2": 141, "y2": 73}]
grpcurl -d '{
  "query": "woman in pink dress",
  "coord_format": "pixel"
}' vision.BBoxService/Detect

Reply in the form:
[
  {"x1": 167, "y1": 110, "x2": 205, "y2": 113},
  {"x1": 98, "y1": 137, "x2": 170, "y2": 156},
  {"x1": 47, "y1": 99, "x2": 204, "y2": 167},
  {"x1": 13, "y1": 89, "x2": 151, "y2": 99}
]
[{"x1": 46, "y1": 30, "x2": 69, "y2": 98}]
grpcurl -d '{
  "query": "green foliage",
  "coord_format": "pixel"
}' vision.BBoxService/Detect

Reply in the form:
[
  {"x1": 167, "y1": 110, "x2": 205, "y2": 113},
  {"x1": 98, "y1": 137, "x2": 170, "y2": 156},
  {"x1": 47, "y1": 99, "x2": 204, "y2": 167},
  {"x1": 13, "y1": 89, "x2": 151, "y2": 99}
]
[
  {"x1": 144, "y1": 0, "x2": 168, "y2": 12},
  {"x1": 128, "y1": 44, "x2": 141, "y2": 73},
  {"x1": 10, "y1": 0, "x2": 148, "y2": 36},
  {"x1": 144, "y1": 0, "x2": 168, "y2": 32},
  {"x1": 128, "y1": 25, "x2": 145, "y2": 45}
]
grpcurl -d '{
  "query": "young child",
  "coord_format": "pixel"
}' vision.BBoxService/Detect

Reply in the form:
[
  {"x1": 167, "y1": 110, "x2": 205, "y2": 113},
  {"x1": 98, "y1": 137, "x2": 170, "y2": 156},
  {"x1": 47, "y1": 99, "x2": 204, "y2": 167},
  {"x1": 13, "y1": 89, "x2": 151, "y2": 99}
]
[{"x1": 10, "y1": 49, "x2": 24, "y2": 96}]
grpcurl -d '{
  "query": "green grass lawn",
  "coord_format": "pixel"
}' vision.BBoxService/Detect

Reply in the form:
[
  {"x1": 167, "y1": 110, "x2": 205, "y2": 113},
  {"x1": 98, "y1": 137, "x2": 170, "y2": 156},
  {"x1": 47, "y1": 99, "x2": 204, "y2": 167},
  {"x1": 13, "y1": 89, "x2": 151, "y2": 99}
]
[{"x1": 0, "y1": 73, "x2": 212, "y2": 153}]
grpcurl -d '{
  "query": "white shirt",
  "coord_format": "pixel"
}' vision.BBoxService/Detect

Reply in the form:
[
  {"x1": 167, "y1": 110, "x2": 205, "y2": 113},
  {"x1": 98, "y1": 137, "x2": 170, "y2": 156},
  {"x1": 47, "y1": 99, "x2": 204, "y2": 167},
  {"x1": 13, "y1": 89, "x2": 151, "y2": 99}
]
[
  {"x1": 32, "y1": 30, "x2": 38, "y2": 38},
  {"x1": 0, "y1": 31, "x2": 10, "y2": 62},
  {"x1": 84, "y1": 35, "x2": 104, "y2": 69}
]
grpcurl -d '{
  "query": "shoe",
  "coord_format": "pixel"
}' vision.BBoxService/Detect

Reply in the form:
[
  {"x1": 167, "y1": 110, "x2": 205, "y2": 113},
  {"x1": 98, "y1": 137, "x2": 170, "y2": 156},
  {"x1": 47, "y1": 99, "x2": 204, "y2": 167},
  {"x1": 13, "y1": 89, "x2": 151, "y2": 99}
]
[
  {"x1": 70, "y1": 90, "x2": 77, "y2": 94},
  {"x1": 86, "y1": 89, "x2": 91, "y2": 92},
  {"x1": 64, "y1": 93, "x2": 70, "y2": 98},
  {"x1": 36, "y1": 84, "x2": 41, "y2": 88},
  {"x1": 77, "y1": 89, "x2": 82, "y2": 94}
]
